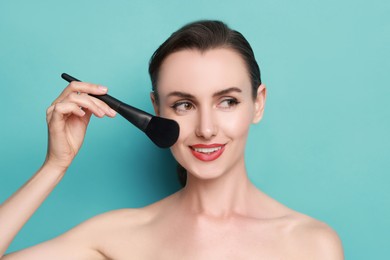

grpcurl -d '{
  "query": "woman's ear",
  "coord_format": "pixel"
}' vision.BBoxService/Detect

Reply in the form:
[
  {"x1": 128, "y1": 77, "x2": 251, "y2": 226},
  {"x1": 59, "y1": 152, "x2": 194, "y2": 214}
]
[
  {"x1": 150, "y1": 92, "x2": 160, "y2": 116},
  {"x1": 252, "y1": 84, "x2": 266, "y2": 124}
]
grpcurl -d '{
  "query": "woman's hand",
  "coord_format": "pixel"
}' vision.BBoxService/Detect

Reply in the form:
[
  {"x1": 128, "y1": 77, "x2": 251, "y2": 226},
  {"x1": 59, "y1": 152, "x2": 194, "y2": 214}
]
[{"x1": 45, "y1": 81, "x2": 116, "y2": 170}]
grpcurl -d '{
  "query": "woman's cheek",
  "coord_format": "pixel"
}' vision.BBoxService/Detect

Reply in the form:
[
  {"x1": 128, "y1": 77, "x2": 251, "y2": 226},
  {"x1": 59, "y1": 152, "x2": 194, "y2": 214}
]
[
  {"x1": 219, "y1": 110, "x2": 253, "y2": 137},
  {"x1": 174, "y1": 116, "x2": 194, "y2": 141}
]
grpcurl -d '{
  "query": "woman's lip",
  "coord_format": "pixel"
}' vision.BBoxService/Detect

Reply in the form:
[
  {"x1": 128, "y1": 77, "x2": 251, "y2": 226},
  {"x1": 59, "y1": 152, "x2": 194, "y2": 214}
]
[
  {"x1": 191, "y1": 143, "x2": 225, "y2": 148},
  {"x1": 189, "y1": 144, "x2": 226, "y2": 162}
]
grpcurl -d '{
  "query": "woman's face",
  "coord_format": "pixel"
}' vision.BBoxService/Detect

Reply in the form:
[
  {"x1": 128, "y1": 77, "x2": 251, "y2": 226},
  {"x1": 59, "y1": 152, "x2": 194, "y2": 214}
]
[{"x1": 152, "y1": 48, "x2": 265, "y2": 180}]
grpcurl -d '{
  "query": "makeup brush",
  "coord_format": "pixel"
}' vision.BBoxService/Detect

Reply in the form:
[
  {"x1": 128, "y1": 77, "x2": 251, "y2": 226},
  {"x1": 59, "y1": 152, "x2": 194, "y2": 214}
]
[{"x1": 61, "y1": 73, "x2": 179, "y2": 148}]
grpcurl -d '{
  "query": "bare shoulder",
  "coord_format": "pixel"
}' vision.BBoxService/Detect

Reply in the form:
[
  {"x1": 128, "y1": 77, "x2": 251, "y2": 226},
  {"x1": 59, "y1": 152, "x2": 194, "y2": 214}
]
[
  {"x1": 54, "y1": 207, "x2": 152, "y2": 245},
  {"x1": 284, "y1": 213, "x2": 344, "y2": 259},
  {"x1": 76, "y1": 207, "x2": 152, "y2": 230},
  {"x1": 83, "y1": 192, "x2": 176, "y2": 230},
  {"x1": 252, "y1": 189, "x2": 343, "y2": 259},
  {"x1": 82, "y1": 196, "x2": 179, "y2": 259}
]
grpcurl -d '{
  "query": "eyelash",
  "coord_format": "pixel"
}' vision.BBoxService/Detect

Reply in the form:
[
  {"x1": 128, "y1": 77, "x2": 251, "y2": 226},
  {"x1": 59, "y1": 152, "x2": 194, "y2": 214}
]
[
  {"x1": 171, "y1": 101, "x2": 194, "y2": 113},
  {"x1": 170, "y1": 98, "x2": 240, "y2": 114},
  {"x1": 219, "y1": 98, "x2": 240, "y2": 109}
]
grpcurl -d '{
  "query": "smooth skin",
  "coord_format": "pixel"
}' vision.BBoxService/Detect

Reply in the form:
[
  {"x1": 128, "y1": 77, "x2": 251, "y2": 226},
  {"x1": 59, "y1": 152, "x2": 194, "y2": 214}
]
[{"x1": 0, "y1": 48, "x2": 344, "y2": 259}]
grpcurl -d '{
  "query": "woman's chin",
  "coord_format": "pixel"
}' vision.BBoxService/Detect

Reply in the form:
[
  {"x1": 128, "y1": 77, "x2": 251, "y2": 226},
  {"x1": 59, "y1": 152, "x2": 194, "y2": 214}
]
[{"x1": 186, "y1": 168, "x2": 226, "y2": 182}]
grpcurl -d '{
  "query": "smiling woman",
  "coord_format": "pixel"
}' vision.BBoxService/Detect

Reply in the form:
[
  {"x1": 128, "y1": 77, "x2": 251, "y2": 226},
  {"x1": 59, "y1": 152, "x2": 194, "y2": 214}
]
[
  {"x1": 0, "y1": 20, "x2": 344, "y2": 259},
  {"x1": 154, "y1": 48, "x2": 264, "y2": 184}
]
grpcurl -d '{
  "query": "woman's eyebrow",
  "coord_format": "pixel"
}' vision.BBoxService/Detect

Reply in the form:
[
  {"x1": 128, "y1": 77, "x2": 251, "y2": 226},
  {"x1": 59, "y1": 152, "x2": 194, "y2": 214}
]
[
  {"x1": 212, "y1": 87, "x2": 242, "y2": 97},
  {"x1": 166, "y1": 87, "x2": 242, "y2": 99},
  {"x1": 166, "y1": 91, "x2": 195, "y2": 99}
]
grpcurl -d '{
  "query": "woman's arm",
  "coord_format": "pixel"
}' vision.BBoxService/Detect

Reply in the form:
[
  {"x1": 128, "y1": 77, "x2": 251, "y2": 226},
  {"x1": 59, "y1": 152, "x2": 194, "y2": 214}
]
[
  {"x1": 1, "y1": 210, "x2": 109, "y2": 260},
  {"x1": 0, "y1": 164, "x2": 66, "y2": 257},
  {"x1": 0, "y1": 81, "x2": 116, "y2": 258}
]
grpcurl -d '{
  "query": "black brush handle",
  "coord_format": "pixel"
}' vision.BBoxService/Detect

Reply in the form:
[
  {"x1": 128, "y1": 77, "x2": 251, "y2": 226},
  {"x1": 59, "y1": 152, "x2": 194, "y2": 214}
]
[{"x1": 61, "y1": 73, "x2": 152, "y2": 132}]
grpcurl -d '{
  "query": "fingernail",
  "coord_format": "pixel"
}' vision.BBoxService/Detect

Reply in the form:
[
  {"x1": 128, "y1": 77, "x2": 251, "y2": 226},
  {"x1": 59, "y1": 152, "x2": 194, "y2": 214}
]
[{"x1": 98, "y1": 86, "x2": 108, "y2": 93}]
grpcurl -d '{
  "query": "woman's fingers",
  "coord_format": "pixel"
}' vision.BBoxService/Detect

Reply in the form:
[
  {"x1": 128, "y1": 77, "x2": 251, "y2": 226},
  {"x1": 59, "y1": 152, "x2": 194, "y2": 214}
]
[
  {"x1": 48, "y1": 102, "x2": 88, "y2": 124},
  {"x1": 52, "y1": 81, "x2": 108, "y2": 105},
  {"x1": 66, "y1": 92, "x2": 116, "y2": 118},
  {"x1": 65, "y1": 92, "x2": 105, "y2": 118},
  {"x1": 47, "y1": 92, "x2": 116, "y2": 123},
  {"x1": 87, "y1": 94, "x2": 117, "y2": 117}
]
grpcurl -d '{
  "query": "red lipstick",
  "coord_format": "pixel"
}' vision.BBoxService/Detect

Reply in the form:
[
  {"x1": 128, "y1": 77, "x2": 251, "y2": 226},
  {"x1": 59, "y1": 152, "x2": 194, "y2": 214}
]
[{"x1": 190, "y1": 143, "x2": 226, "y2": 162}]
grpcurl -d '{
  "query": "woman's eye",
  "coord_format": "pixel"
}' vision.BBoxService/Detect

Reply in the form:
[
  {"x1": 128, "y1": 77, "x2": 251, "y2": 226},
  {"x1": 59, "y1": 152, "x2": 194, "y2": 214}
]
[
  {"x1": 218, "y1": 98, "x2": 240, "y2": 109},
  {"x1": 171, "y1": 101, "x2": 194, "y2": 113}
]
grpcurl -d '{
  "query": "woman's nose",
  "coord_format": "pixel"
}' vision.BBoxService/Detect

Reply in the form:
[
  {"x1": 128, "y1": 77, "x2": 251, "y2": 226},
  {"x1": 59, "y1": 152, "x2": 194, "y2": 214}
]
[{"x1": 195, "y1": 108, "x2": 217, "y2": 139}]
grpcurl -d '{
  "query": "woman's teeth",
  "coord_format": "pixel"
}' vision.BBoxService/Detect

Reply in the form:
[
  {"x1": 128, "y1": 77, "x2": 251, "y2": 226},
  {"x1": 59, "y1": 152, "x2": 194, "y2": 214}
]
[{"x1": 193, "y1": 146, "x2": 223, "y2": 154}]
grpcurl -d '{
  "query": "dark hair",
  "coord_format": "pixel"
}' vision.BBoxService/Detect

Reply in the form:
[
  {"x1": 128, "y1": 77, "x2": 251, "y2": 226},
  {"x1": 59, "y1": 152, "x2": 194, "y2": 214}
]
[{"x1": 148, "y1": 20, "x2": 262, "y2": 187}]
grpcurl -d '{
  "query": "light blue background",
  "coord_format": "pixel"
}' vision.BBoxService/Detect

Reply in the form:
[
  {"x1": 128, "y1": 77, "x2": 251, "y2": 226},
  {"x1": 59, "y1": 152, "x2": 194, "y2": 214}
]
[{"x1": 1, "y1": 0, "x2": 389, "y2": 258}]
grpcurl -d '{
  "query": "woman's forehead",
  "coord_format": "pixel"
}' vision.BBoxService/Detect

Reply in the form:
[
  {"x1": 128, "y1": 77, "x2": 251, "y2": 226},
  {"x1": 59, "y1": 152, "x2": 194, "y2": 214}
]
[{"x1": 157, "y1": 48, "x2": 252, "y2": 96}]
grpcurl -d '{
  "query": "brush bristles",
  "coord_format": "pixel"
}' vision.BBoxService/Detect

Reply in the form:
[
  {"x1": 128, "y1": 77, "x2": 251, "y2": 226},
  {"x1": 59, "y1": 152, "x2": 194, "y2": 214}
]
[{"x1": 145, "y1": 117, "x2": 180, "y2": 148}]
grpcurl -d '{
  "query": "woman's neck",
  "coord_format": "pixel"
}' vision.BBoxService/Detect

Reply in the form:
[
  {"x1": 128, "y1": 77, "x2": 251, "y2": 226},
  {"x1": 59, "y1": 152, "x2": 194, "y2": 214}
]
[{"x1": 178, "y1": 161, "x2": 258, "y2": 218}]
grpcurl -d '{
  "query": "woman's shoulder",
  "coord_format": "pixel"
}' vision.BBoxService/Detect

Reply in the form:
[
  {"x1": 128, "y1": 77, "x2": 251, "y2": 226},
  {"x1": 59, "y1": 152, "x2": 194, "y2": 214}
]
[
  {"x1": 56, "y1": 208, "x2": 150, "y2": 245},
  {"x1": 82, "y1": 193, "x2": 178, "y2": 230},
  {"x1": 81, "y1": 207, "x2": 154, "y2": 231},
  {"x1": 281, "y1": 211, "x2": 344, "y2": 259},
  {"x1": 94, "y1": 207, "x2": 151, "y2": 221},
  {"x1": 254, "y1": 190, "x2": 343, "y2": 258}
]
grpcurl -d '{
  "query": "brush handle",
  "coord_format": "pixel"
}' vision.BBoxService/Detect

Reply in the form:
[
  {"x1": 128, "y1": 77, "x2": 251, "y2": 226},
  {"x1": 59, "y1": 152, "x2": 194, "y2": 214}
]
[{"x1": 61, "y1": 73, "x2": 152, "y2": 131}]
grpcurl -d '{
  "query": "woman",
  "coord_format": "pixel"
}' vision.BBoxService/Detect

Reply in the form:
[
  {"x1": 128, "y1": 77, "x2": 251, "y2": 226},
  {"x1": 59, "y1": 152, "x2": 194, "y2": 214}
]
[{"x1": 0, "y1": 20, "x2": 343, "y2": 259}]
